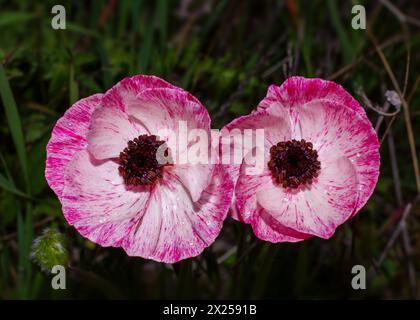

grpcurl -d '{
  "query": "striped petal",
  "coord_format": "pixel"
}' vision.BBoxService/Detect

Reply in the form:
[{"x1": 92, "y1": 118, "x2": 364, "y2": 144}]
[{"x1": 46, "y1": 94, "x2": 103, "y2": 199}]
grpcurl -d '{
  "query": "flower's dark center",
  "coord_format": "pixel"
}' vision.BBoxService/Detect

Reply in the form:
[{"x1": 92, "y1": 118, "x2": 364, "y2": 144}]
[
  {"x1": 118, "y1": 134, "x2": 170, "y2": 186},
  {"x1": 268, "y1": 139, "x2": 320, "y2": 189}
]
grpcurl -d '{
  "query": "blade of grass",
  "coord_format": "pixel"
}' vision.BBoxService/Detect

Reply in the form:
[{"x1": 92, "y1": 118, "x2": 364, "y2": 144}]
[
  {"x1": 0, "y1": 173, "x2": 32, "y2": 199},
  {"x1": 130, "y1": 0, "x2": 143, "y2": 73},
  {"x1": 66, "y1": 22, "x2": 100, "y2": 38},
  {"x1": 181, "y1": 59, "x2": 198, "y2": 89},
  {"x1": 0, "y1": 64, "x2": 33, "y2": 298},
  {"x1": 202, "y1": 0, "x2": 229, "y2": 40},
  {"x1": 156, "y1": 0, "x2": 168, "y2": 74},
  {"x1": 96, "y1": 40, "x2": 112, "y2": 89},
  {"x1": 0, "y1": 64, "x2": 29, "y2": 190},
  {"x1": 251, "y1": 243, "x2": 279, "y2": 298},
  {"x1": 176, "y1": 259, "x2": 194, "y2": 299},
  {"x1": 0, "y1": 150, "x2": 13, "y2": 182},
  {"x1": 0, "y1": 11, "x2": 36, "y2": 27},
  {"x1": 326, "y1": 0, "x2": 353, "y2": 64},
  {"x1": 137, "y1": 4, "x2": 156, "y2": 74},
  {"x1": 301, "y1": 24, "x2": 313, "y2": 77},
  {"x1": 118, "y1": 0, "x2": 131, "y2": 37},
  {"x1": 90, "y1": 0, "x2": 112, "y2": 89},
  {"x1": 157, "y1": 0, "x2": 168, "y2": 50},
  {"x1": 69, "y1": 64, "x2": 79, "y2": 105}
]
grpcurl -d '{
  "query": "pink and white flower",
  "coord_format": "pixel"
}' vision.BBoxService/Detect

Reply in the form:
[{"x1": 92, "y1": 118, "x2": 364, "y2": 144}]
[
  {"x1": 223, "y1": 76, "x2": 380, "y2": 242},
  {"x1": 46, "y1": 75, "x2": 233, "y2": 263}
]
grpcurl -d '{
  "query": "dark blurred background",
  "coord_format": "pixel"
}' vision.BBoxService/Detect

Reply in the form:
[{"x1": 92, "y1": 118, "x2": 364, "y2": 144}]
[{"x1": 0, "y1": 0, "x2": 419, "y2": 299}]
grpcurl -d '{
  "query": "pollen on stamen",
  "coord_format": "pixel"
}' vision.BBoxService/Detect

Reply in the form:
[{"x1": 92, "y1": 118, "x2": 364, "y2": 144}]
[
  {"x1": 118, "y1": 134, "x2": 170, "y2": 186},
  {"x1": 268, "y1": 139, "x2": 320, "y2": 189}
]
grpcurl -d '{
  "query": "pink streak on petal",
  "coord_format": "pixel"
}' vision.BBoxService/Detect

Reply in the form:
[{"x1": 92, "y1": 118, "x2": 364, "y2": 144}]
[
  {"x1": 101, "y1": 75, "x2": 178, "y2": 113},
  {"x1": 235, "y1": 165, "x2": 272, "y2": 224},
  {"x1": 61, "y1": 150, "x2": 151, "y2": 248},
  {"x1": 127, "y1": 87, "x2": 211, "y2": 138},
  {"x1": 87, "y1": 105, "x2": 146, "y2": 160},
  {"x1": 259, "y1": 76, "x2": 367, "y2": 119},
  {"x1": 45, "y1": 94, "x2": 103, "y2": 199},
  {"x1": 122, "y1": 165, "x2": 233, "y2": 263},
  {"x1": 223, "y1": 165, "x2": 242, "y2": 221},
  {"x1": 250, "y1": 206, "x2": 312, "y2": 243}
]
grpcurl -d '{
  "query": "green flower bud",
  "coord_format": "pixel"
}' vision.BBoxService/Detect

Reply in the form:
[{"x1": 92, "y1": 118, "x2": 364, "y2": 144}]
[{"x1": 31, "y1": 228, "x2": 69, "y2": 273}]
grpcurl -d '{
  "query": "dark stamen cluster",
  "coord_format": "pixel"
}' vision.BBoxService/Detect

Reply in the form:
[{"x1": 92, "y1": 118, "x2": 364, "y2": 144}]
[
  {"x1": 268, "y1": 139, "x2": 320, "y2": 189},
  {"x1": 118, "y1": 134, "x2": 168, "y2": 186}
]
